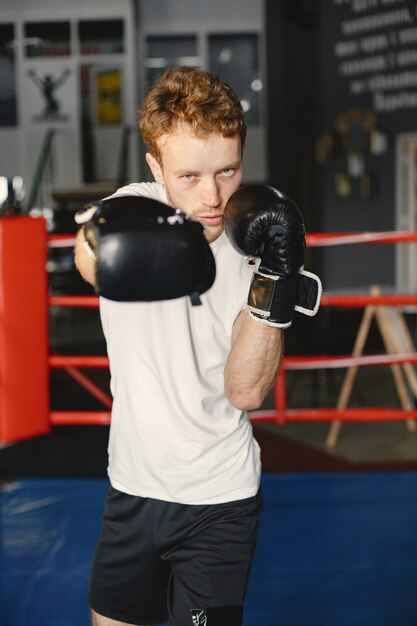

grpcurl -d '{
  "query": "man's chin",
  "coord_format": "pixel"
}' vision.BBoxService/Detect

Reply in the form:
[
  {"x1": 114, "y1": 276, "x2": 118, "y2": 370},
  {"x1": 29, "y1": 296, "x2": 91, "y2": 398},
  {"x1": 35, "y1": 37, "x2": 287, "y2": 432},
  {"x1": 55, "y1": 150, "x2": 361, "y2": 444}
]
[{"x1": 204, "y1": 223, "x2": 224, "y2": 244}]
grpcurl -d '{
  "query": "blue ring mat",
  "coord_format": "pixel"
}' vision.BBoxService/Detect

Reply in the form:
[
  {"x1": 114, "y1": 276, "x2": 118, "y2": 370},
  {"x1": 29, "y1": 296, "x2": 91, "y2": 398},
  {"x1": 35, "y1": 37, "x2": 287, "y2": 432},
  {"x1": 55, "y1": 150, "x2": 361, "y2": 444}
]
[{"x1": 2, "y1": 472, "x2": 417, "y2": 626}]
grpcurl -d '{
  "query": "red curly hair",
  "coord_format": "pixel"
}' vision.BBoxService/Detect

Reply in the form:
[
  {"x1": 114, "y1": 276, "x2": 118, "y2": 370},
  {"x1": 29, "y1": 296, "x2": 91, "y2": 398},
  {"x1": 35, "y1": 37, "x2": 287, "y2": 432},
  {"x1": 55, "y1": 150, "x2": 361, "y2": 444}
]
[{"x1": 139, "y1": 67, "x2": 246, "y2": 162}]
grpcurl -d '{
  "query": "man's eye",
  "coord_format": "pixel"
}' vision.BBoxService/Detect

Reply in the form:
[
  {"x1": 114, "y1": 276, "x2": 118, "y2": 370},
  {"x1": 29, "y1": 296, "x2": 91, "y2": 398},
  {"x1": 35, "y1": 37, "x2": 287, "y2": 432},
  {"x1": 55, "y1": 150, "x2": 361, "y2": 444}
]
[
  {"x1": 182, "y1": 174, "x2": 195, "y2": 182},
  {"x1": 222, "y1": 168, "x2": 235, "y2": 176}
]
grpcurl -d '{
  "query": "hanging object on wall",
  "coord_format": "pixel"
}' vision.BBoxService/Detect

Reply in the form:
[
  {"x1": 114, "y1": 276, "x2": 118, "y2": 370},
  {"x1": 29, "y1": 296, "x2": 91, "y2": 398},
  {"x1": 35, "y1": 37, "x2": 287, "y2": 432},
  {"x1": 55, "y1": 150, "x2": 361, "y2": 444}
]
[
  {"x1": 26, "y1": 64, "x2": 73, "y2": 123},
  {"x1": 334, "y1": 109, "x2": 375, "y2": 152},
  {"x1": 316, "y1": 108, "x2": 388, "y2": 200},
  {"x1": 315, "y1": 130, "x2": 342, "y2": 163},
  {"x1": 334, "y1": 172, "x2": 352, "y2": 200},
  {"x1": 360, "y1": 172, "x2": 379, "y2": 201},
  {"x1": 370, "y1": 128, "x2": 388, "y2": 156},
  {"x1": 96, "y1": 69, "x2": 122, "y2": 124},
  {"x1": 347, "y1": 151, "x2": 365, "y2": 178}
]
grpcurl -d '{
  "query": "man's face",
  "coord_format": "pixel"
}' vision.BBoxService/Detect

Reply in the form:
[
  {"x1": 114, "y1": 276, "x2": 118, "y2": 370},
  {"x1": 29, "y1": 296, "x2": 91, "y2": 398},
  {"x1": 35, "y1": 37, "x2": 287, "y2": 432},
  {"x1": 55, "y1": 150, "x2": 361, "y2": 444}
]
[{"x1": 146, "y1": 124, "x2": 243, "y2": 243}]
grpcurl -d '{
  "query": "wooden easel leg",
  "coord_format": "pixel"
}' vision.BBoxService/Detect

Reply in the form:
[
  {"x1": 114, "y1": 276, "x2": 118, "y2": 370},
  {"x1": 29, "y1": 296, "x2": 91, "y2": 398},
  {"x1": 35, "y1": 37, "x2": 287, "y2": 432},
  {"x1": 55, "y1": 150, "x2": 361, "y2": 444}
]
[
  {"x1": 377, "y1": 306, "x2": 417, "y2": 433},
  {"x1": 326, "y1": 295, "x2": 377, "y2": 449}
]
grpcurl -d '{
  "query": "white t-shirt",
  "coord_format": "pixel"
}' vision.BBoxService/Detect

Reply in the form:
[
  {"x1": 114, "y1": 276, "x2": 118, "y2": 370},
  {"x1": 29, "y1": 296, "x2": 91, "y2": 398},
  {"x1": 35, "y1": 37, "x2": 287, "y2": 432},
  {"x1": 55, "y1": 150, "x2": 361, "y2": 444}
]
[{"x1": 99, "y1": 182, "x2": 261, "y2": 504}]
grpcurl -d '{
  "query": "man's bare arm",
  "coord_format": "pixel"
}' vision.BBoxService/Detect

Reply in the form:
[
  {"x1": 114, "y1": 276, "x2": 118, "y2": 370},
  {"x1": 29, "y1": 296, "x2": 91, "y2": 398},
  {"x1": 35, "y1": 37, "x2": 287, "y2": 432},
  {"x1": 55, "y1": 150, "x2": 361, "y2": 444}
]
[
  {"x1": 224, "y1": 309, "x2": 283, "y2": 411},
  {"x1": 74, "y1": 227, "x2": 97, "y2": 287}
]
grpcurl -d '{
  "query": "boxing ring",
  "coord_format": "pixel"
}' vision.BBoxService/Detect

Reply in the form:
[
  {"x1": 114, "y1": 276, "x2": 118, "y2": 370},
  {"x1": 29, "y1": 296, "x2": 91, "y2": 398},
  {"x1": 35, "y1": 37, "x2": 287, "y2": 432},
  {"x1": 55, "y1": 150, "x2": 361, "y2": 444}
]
[
  {"x1": 2, "y1": 216, "x2": 417, "y2": 446},
  {"x1": 2, "y1": 218, "x2": 417, "y2": 626},
  {"x1": 40, "y1": 228, "x2": 417, "y2": 445}
]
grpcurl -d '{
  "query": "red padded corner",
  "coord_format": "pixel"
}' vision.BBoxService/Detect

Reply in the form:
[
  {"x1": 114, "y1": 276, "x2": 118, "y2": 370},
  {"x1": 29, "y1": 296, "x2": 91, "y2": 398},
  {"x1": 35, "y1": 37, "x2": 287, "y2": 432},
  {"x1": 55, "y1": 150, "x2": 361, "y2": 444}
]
[{"x1": 0, "y1": 216, "x2": 50, "y2": 443}]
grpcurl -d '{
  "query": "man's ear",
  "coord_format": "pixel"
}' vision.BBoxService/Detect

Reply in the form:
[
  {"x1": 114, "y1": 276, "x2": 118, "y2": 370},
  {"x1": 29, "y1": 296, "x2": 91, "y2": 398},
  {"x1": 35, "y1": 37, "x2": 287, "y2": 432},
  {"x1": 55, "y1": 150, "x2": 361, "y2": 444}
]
[{"x1": 146, "y1": 152, "x2": 164, "y2": 184}]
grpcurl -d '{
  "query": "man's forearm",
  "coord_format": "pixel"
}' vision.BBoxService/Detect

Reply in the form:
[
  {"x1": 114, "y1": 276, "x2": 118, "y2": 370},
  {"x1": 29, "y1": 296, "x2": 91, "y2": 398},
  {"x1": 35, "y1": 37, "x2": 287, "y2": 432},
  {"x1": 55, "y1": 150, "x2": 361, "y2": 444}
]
[
  {"x1": 74, "y1": 228, "x2": 97, "y2": 287},
  {"x1": 224, "y1": 309, "x2": 284, "y2": 411}
]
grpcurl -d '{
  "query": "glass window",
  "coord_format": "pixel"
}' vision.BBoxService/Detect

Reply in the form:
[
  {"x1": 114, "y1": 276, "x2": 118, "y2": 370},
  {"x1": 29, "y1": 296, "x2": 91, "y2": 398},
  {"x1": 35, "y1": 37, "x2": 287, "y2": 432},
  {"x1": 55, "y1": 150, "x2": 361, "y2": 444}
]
[
  {"x1": 0, "y1": 24, "x2": 17, "y2": 126},
  {"x1": 209, "y1": 34, "x2": 261, "y2": 126},
  {"x1": 78, "y1": 20, "x2": 124, "y2": 55},
  {"x1": 24, "y1": 21, "x2": 71, "y2": 57},
  {"x1": 145, "y1": 36, "x2": 200, "y2": 87}
]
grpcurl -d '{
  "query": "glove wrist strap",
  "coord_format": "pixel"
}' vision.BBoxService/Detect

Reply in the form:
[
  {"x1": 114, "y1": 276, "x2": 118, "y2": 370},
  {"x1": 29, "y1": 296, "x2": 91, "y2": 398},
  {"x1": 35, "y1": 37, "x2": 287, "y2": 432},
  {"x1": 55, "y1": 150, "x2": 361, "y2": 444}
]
[
  {"x1": 246, "y1": 272, "x2": 298, "y2": 328},
  {"x1": 245, "y1": 268, "x2": 323, "y2": 328}
]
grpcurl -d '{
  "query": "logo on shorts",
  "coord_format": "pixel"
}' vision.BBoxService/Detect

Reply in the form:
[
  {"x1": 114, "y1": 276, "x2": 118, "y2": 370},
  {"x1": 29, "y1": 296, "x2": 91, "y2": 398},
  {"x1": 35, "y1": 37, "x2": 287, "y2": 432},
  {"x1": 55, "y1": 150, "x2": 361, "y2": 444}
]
[{"x1": 191, "y1": 608, "x2": 208, "y2": 625}]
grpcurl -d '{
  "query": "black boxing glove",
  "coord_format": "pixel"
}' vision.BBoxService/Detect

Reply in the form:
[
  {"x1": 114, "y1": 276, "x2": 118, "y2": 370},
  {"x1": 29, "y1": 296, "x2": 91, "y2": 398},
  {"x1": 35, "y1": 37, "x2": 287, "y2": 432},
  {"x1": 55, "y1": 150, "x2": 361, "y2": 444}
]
[
  {"x1": 224, "y1": 185, "x2": 321, "y2": 328},
  {"x1": 76, "y1": 195, "x2": 216, "y2": 304}
]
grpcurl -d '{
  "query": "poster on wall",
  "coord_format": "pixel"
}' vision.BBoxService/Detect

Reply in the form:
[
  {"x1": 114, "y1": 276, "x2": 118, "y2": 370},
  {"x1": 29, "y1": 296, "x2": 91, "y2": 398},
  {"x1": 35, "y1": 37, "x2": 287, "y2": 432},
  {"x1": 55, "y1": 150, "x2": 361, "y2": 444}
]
[
  {"x1": 25, "y1": 62, "x2": 76, "y2": 124},
  {"x1": 96, "y1": 69, "x2": 123, "y2": 124}
]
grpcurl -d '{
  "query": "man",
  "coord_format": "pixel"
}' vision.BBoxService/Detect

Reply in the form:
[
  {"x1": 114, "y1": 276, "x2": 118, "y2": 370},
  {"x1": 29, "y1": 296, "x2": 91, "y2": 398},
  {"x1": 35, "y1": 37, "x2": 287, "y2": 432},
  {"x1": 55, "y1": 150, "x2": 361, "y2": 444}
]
[{"x1": 74, "y1": 67, "x2": 310, "y2": 626}]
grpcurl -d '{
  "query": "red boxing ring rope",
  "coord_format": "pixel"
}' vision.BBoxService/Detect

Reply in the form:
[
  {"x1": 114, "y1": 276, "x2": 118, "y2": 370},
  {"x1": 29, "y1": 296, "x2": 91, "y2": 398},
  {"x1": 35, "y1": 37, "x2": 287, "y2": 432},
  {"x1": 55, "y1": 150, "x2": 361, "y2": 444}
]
[
  {"x1": 50, "y1": 410, "x2": 111, "y2": 426},
  {"x1": 49, "y1": 355, "x2": 109, "y2": 367},
  {"x1": 48, "y1": 293, "x2": 417, "y2": 309},
  {"x1": 250, "y1": 407, "x2": 417, "y2": 424},
  {"x1": 48, "y1": 229, "x2": 417, "y2": 249},
  {"x1": 46, "y1": 230, "x2": 417, "y2": 430},
  {"x1": 306, "y1": 230, "x2": 417, "y2": 246}
]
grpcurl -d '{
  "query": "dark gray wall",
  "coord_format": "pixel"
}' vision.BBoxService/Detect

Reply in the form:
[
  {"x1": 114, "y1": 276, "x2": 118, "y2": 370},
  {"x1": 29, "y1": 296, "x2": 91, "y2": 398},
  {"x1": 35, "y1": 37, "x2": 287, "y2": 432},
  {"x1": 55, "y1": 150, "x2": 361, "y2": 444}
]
[
  {"x1": 266, "y1": 0, "x2": 417, "y2": 291},
  {"x1": 318, "y1": 0, "x2": 417, "y2": 290},
  {"x1": 265, "y1": 0, "x2": 320, "y2": 230},
  {"x1": 265, "y1": 0, "x2": 321, "y2": 282}
]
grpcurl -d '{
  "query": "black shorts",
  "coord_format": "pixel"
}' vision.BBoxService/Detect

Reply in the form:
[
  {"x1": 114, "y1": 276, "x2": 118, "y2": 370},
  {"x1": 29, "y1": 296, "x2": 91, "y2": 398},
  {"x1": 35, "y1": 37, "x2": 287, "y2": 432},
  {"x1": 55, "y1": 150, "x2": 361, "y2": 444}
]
[{"x1": 89, "y1": 486, "x2": 262, "y2": 626}]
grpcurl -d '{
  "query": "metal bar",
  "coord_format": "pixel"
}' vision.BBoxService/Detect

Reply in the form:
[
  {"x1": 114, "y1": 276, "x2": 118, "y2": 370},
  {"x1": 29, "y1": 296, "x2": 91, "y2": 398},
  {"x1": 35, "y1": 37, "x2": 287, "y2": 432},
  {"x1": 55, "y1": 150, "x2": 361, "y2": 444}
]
[{"x1": 26, "y1": 128, "x2": 56, "y2": 211}]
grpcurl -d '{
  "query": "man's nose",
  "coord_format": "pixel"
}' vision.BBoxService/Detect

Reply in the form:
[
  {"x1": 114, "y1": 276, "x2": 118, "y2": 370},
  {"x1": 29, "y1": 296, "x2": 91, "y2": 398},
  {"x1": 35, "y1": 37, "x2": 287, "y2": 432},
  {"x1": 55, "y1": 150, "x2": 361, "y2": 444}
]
[{"x1": 200, "y1": 179, "x2": 221, "y2": 207}]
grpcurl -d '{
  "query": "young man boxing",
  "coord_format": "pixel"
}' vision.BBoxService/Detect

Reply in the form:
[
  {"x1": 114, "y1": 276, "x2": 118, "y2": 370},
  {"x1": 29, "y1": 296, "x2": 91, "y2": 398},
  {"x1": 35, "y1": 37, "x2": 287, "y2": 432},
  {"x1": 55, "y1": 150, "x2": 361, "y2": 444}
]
[{"x1": 74, "y1": 66, "x2": 319, "y2": 626}]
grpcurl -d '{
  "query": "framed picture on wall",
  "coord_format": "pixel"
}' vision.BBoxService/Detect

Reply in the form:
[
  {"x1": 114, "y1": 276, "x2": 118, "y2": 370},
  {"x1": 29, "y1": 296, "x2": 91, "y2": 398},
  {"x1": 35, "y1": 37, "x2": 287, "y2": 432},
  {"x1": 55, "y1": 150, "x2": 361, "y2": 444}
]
[
  {"x1": 96, "y1": 69, "x2": 122, "y2": 124},
  {"x1": 25, "y1": 62, "x2": 74, "y2": 124}
]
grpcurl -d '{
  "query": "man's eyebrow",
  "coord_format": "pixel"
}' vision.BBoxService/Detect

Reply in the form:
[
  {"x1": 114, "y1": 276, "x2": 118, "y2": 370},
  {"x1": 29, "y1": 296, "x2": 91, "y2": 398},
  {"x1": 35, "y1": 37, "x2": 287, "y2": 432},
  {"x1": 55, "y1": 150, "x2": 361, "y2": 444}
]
[
  {"x1": 220, "y1": 161, "x2": 241, "y2": 170},
  {"x1": 215, "y1": 161, "x2": 242, "y2": 174},
  {"x1": 173, "y1": 168, "x2": 200, "y2": 176}
]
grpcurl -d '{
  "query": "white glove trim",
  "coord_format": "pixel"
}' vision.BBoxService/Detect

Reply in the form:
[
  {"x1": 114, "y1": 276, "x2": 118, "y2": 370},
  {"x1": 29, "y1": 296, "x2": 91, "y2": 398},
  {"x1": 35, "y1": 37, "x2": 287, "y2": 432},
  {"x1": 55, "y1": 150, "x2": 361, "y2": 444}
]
[
  {"x1": 294, "y1": 268, "x2": 322, "y2": 316},
  {"x1": 246, "y1": 308, "x2": 292, "y2": 329},
  {"x1": 75, "y1": 205, "x2": 98, "y2": 224}
]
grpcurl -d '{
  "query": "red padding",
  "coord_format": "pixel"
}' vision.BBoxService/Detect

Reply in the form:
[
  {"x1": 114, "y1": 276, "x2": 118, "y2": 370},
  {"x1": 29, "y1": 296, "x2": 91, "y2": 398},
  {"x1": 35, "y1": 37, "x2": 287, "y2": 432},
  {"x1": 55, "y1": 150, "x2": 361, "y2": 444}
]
[{"x1": 0, "y1": 217, "x2": 49, "y2": 443}]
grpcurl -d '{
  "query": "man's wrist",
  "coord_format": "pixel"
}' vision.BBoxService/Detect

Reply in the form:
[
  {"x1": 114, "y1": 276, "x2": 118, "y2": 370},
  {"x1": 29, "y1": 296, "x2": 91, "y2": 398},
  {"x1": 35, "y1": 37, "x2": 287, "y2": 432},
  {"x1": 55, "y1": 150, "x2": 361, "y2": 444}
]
[{"x1": 82, "y1": 224, "x2": 97, "y2": 259}]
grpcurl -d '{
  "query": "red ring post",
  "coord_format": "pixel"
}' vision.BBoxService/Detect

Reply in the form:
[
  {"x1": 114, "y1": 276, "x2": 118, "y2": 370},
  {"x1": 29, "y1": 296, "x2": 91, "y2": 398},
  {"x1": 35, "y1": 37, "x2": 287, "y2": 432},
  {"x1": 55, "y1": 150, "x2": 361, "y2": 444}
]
[{"x1": 0, "y1": 217, "x2": 49, "y2": 443}]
